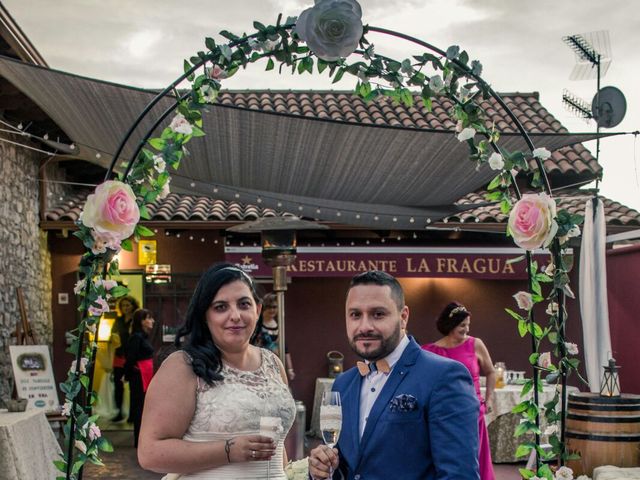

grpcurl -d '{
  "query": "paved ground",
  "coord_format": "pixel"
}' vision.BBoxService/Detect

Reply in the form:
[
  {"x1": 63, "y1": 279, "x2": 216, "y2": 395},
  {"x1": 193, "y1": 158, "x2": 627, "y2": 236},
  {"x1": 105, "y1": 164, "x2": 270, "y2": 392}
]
[{"x1": 82, "y1": 430, "x2": 523, "y2": 479}]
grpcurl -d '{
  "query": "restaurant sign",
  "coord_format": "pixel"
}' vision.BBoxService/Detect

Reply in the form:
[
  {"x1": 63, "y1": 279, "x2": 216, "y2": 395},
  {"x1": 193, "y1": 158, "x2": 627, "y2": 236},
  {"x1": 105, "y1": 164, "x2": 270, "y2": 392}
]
[{"x1": 225, "y1": 247, "x2": 542, "y2": 279}]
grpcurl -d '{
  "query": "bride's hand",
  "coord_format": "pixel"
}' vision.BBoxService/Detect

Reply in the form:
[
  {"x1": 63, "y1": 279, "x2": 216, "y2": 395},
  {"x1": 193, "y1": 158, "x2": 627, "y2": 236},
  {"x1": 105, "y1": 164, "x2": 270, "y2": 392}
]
[{"x1": 227, "y1": 435, "x2": 276, "y2": 462}]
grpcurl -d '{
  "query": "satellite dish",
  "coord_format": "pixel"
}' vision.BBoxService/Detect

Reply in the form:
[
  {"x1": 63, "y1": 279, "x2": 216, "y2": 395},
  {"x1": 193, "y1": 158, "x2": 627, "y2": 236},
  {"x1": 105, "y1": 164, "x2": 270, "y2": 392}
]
[{"x1": 591, "y1": 86, "x2": 626, "y2": 128}]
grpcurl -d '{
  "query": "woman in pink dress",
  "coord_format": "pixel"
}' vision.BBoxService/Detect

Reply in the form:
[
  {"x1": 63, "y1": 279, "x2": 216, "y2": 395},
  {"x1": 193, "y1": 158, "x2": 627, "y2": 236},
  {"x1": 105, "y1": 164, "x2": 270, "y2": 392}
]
[{"x1": 422, "y1": 302, "x2": 496, "y2": 480}]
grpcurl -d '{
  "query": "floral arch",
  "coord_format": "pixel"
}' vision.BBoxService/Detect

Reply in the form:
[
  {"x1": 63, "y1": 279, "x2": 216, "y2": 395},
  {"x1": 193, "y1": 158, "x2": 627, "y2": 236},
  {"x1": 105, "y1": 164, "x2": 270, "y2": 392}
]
[{"x1": 59, "y1": 1, "x2": 584, "y2": 479}]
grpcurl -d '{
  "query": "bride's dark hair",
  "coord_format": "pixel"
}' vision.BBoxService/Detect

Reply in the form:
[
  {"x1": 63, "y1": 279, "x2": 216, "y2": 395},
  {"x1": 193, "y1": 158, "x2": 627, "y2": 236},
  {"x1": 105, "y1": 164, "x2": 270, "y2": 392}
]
[{"x1": 175, "y1": 263, "x2": 260, "y2": 385}]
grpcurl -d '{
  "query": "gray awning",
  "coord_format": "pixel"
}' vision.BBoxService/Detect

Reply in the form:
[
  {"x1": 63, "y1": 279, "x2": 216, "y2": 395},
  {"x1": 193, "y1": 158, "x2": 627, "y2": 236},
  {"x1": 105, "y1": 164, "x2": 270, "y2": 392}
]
[{"x1": 0, "y1": 56, "x2": 617, "y2": 229}]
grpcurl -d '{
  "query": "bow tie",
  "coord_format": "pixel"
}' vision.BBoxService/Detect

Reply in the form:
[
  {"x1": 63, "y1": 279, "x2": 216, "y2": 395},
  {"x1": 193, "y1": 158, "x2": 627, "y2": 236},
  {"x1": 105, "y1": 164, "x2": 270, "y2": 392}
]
[{"x1": 357, "y1": 359, "x2": 391, "y2": 376}]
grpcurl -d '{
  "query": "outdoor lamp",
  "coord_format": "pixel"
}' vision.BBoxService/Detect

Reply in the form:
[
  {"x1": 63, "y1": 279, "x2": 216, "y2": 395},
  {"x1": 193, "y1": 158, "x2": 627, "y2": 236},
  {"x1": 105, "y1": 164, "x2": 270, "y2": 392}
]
[
  {"x1": 96, "y1": 316, "x2": 114, "y2": 342},
  {"x1": 599, "y1": 358, "x2": 621, "y2": 397},
  {"x1": 228, "y1": 216, "x2": 327, "y2": 366},
  {"x1": 327, "y1": 350, "x2": 344, "y2": 378}
]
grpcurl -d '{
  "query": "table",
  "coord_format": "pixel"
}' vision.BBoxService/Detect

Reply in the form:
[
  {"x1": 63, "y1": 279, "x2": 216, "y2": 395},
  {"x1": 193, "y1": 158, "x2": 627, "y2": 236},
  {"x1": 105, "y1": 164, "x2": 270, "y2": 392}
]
[
  {"x1": 309, "y1": 377, "x2": 335, "y2": 437},
  {"x1": 0, "y1": 409, "x2": 62, "y2": 480},
  {"x1": 482, "y1": 384, "x2": 575, "y2": 463}
]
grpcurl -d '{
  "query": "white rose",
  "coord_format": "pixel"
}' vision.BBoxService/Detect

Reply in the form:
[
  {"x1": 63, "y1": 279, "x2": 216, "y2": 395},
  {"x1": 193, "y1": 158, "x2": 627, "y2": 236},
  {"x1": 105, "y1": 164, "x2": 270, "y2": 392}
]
[
  {"x1": 295, "y1": 0, "x2": 363, "y2": 62},
  {"x1": 538, "y1": 351, "x2": 552, "y2": 369},
  {"x1": 429, "y1": 74, "x2": 444, "y2": 93},
  {"x1": 260, "y1": 39, "x2": 280, "y2": 52},
  {"x1": 73, "y1": 278, "x2": 86, "y2": 295},
  {"x1": 169, "y1": 113, "x2": 193, "y2": 135},
  {"x1": 488, "y1": 153, "x2": 505, "y2": 170},
  {"x1": 457, "y1": 127, "x2": 476, "y2": 142},
  {"x1": 532, "y1": 147, "x2": 551, "y2": 160},
  {"x1": 565, "y1": 342, "x2": 579, "y2": 355},
  {"x1": 546, "y1": 302, "x2": 559, "y2": 316},
  {"x1": 555, "y1": 466, "x2": 574, "y2": 480},
  {"x1": 153, "y1": 155, "x2": 166, "y2": 173},
  {"x1": 544, "y1": 424, "x2": 558, "y2": 436}
]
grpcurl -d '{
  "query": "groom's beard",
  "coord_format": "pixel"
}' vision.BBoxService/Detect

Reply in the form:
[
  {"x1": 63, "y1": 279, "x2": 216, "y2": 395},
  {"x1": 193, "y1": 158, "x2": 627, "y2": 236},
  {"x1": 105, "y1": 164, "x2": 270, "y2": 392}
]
[{"x1": 349, "y1": 323, "x2": 402, "y2": 361}]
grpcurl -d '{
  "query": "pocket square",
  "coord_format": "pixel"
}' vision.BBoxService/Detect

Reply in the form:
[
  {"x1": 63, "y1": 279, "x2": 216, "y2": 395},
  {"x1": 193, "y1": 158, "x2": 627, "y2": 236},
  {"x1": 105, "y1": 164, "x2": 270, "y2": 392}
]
[{"x1": 389, "y1": 393, "x2": 418, "y2": 412}]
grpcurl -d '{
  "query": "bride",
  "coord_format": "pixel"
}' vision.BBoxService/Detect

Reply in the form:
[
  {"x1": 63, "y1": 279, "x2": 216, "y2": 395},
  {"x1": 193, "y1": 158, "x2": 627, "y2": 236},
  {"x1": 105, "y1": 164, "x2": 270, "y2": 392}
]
[{"x1": 138, "y1": 264, "x2": 296, "y2": 479}]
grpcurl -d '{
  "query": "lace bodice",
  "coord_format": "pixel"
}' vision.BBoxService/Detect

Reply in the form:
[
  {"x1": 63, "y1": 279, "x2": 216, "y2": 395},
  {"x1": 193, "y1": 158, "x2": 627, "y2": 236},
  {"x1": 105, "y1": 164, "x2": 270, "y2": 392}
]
[{"x1": 168, "y1": 348, "x2": 296, "y2": 480}]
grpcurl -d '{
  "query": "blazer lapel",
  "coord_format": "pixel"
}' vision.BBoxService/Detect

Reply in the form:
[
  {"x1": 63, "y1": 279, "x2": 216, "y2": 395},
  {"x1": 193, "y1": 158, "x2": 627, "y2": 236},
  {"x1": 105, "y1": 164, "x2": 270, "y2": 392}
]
[
  {"x1": 359, "y1": 339, "x2": 420, "y2": 448},
  {"x1": 341, "y1": 371, "x2": 363, "y2": 458}
]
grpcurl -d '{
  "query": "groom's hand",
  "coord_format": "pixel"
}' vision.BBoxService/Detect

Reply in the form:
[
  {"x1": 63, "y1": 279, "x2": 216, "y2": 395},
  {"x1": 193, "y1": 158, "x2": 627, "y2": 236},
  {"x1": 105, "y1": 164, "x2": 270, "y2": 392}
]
[{"x1": 309, "y1": 445, "x2": 339, "y2": 479}]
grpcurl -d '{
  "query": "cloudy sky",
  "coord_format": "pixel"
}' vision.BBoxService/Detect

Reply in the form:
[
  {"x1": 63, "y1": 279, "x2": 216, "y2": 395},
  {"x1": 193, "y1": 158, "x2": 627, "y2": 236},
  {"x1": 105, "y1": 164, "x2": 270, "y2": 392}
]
[{"x1": 5, "y1": 0, "x2": 639, "y2": 211}]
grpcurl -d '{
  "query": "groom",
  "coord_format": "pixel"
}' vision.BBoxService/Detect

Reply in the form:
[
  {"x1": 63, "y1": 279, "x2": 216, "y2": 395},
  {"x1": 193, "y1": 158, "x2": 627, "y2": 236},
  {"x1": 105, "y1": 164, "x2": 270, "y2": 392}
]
[{"x1": 309, "y1": 271, "x2": 479, "y2": 479}]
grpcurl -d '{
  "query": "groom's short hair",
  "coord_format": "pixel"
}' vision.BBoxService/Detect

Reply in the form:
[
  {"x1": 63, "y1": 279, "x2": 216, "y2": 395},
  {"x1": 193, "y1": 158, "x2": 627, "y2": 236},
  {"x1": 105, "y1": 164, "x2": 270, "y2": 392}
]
[{"x1": 349, "y1": 270, "x2": 405, "y2": 310}]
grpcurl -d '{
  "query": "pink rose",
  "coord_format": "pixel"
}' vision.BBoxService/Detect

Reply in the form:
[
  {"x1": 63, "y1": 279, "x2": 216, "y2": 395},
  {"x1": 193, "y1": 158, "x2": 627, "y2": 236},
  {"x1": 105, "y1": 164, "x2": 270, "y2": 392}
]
[
  {"x1": 207, "y1": 65, "x2": 228, "y2": 80},
  {"x1": 169, "y1": 113, "x2": 193, "y2": 135},
  {"x1": 88, "y1": 423, "x2": 101, "y2": 441},
  {"x1": 81, "y1": 181, "x2": 139, "y2": 242},
  {"x1": 513, "y1": 291, "x2": 534, "y2": 311},
  {"x1": 508, "y1": 193, "x2": 558, "y2": 250},
  {"x1": 88, "y1": 296, "x2": 109, "y2": 317}
]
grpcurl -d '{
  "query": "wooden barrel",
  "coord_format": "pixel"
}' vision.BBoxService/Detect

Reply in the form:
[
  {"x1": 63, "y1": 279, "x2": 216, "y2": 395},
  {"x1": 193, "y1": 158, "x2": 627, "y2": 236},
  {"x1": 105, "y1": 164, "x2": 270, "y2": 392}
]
[{"x1": 566, "y1": 392, "x2": 640, "y2": 477}]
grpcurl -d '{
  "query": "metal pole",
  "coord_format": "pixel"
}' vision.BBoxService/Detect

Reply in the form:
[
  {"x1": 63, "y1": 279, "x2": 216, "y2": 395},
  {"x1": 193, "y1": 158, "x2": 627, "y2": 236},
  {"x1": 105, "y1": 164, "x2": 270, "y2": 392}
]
[{"x1": 272, "y1": 265, "x2": 288, "y2": 368}]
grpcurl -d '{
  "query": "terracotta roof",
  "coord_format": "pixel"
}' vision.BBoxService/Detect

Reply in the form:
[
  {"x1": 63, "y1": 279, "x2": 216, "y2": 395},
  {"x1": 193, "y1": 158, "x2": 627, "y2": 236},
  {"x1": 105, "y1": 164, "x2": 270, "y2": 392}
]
[
  {"x1": 216, "y1": 91, "x2": 600, "y2": 177},
  {"x1": 449, "y1": 190, "x2": 640, "y2": 226},
  {"x1": 43, "y1": 191, "x2": 289, "y2": 223},
  {"x1": 43, "y1": 189, "x2": 639, "y2": 229}
]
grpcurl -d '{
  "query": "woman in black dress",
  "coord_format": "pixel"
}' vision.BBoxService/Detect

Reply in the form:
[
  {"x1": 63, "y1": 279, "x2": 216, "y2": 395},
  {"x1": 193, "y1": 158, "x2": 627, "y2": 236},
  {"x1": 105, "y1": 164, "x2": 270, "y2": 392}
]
[
  {"x1": 111, "y1": 295, "x2": 139, "y2": 422},
  {"x1": 125, "y1": 308, "x2": 155, "y2": 447}
]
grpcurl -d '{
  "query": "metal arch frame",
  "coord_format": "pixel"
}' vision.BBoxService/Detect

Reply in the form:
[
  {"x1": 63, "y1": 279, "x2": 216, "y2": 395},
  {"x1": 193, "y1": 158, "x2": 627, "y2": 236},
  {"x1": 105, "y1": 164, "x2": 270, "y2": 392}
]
[{"x1": 96, "y1": 24, "x2": 572, "y2": 473}]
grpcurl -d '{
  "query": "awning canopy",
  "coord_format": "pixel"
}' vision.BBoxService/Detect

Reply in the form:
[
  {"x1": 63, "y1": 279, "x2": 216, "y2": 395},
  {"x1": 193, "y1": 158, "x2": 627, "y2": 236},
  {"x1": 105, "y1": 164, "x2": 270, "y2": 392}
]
[{"x1": 0, "y1": 56, "x2": 617, "y2": 229}]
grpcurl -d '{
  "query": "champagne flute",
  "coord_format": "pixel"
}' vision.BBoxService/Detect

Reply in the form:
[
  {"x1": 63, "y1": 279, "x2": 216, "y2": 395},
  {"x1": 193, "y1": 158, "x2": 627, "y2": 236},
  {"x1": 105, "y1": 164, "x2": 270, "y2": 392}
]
[
  {"x1": 259, "y1": 416, "x2": 282, "y2": 480},
  {"x1": 319, "y1": 391, "x2": 342, "y2": 476}
]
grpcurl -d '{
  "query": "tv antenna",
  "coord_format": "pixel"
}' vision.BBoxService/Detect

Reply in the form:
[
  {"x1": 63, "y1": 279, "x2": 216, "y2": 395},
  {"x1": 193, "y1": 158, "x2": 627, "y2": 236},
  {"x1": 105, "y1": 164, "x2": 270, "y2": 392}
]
[{"x1": 561, "y1": 30, "x2": 626, "y2": 184}]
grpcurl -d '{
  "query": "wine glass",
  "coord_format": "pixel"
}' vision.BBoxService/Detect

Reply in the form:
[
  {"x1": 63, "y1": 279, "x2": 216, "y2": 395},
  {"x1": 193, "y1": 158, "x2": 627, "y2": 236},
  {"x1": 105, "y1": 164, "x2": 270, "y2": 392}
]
[
  {"x1": 259, "y1": 416, "x2": 282, "y2": 480},
  {"x1": 319, "y1": 391, "x2": 342, "y2": 475}
]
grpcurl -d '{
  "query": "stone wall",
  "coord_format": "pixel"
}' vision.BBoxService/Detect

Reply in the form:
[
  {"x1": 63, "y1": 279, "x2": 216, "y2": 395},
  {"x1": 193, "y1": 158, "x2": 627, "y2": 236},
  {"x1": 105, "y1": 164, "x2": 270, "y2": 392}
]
[{"x1": 0, "y1": 135, "x2": 53, "y2": 403}]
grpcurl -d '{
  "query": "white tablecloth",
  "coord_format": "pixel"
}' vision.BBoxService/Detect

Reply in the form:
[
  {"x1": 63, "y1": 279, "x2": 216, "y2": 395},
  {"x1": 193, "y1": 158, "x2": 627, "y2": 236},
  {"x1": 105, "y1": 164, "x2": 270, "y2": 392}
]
[
  {"x1": 482, "y1": 384, "x2": 560, "y2": 425},
  {"x1": 0, "y1": 409, "x2": 62, "y2": 480}
]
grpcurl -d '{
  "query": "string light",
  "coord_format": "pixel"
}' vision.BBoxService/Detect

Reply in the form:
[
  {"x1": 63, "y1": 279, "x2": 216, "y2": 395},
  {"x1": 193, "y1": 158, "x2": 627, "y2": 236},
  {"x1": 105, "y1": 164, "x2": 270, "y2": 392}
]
[
  {"x1": 214, "y1": 239, "x2": 219, "y2": 244},
  {"x1": 189, "y1": 235, "x2": 193, "y2": 240},
  {"x1": 176, "y1": 233, "x2": 181, "y2": 238},
  {"x1": 201, "y1": 238, "x2": 205, "y2": 242}
]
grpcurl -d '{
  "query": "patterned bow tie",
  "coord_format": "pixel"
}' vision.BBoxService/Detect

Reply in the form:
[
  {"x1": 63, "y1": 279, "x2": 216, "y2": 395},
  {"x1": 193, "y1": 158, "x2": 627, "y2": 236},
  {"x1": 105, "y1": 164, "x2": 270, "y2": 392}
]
[{"x1": 356, "y1": 359, "x2": 391, "y2": 376}]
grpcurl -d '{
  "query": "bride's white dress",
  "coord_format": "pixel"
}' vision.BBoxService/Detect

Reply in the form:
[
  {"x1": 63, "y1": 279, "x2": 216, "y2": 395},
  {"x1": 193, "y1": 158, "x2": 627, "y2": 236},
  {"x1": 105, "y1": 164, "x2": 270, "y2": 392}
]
[{"x1": 164, "y1": 349, "x2": 296, "y2": 479}]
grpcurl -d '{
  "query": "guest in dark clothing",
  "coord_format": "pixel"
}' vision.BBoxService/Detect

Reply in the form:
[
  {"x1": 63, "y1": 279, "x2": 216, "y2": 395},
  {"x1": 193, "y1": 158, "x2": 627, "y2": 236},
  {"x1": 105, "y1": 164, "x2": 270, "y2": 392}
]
[
  {"x1": 125, "y1": 308, "x2": 155, "y2": 448},
  {"x1": 111, "y1": 295, "x2": 139, "y2": 422}
]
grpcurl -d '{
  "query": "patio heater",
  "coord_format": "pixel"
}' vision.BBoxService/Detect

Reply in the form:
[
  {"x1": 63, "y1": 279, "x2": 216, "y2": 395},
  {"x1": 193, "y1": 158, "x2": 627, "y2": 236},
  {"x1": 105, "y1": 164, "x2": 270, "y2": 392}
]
[{"x1": 228, "y1": 217, "x2": 327, "y2": 366}]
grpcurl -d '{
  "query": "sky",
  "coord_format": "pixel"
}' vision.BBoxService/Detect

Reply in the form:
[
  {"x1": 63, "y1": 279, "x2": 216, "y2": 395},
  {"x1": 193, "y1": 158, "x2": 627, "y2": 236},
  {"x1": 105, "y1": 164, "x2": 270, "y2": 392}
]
[{"x1": 4, "y1": 0, "x2": 639, "y2": 211}]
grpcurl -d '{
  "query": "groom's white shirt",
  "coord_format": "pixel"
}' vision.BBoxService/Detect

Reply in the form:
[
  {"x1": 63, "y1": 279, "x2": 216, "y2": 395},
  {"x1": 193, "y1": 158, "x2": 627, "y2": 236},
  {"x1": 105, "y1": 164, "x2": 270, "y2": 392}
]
[{"x1": 358, "y1": 334, "x2": 409, "y2": 438}]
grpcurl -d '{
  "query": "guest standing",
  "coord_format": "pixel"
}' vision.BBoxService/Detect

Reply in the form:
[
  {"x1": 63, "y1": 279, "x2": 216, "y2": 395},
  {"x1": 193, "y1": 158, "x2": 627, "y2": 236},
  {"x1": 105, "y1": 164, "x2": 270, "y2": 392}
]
[
  {"x1": 251, "y1": 292, "x2": 296, "y2": 380},
  {"x1": 423, "y1": 302, "x2": 496, "y2": 480},
  {"x1": 111, "y1": 295, "x2": 139, "y2": 422},
  {"x1": 125, "y1": 308, "x2": 155, "y2": 448}
]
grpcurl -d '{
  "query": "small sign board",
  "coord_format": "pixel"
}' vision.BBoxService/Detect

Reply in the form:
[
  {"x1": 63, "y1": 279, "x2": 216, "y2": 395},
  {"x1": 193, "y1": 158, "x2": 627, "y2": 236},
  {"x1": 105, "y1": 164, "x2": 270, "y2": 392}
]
[
  {"x1": 138, "y1": 240, "x2": 157, "y2": 265},
  {"x1": 9, "y1": 345, "x2": 60, "y2": 412}
]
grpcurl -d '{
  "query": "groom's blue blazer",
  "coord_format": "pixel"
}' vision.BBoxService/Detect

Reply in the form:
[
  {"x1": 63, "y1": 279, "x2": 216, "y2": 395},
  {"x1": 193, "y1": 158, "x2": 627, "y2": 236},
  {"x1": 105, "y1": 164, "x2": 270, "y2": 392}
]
[{"x1": 332, "y1": 337, "x2": 479, "y2": 480}]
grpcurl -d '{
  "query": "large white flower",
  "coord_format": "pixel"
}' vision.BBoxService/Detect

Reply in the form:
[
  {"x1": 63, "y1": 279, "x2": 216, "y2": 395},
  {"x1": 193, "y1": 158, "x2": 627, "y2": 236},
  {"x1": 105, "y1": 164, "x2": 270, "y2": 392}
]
[
  {"x1": 295, "y1": 0, "x2": 363, "y2": 62},
  {"x1": 457, "y1": 127, "x2": 476, "y2": 142},
  {"x1": 488, "y1": 152, "x2": 505, "y2": 170},
  {"x1": 532, "y1": 147, "x2": 551, "y2": 160},
  {"x1": 513, "y1": 291, "x2": 534, "y2": 311},
  {"x1": 429, "y1": 74, "x2": 444, "y2": 93}
]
